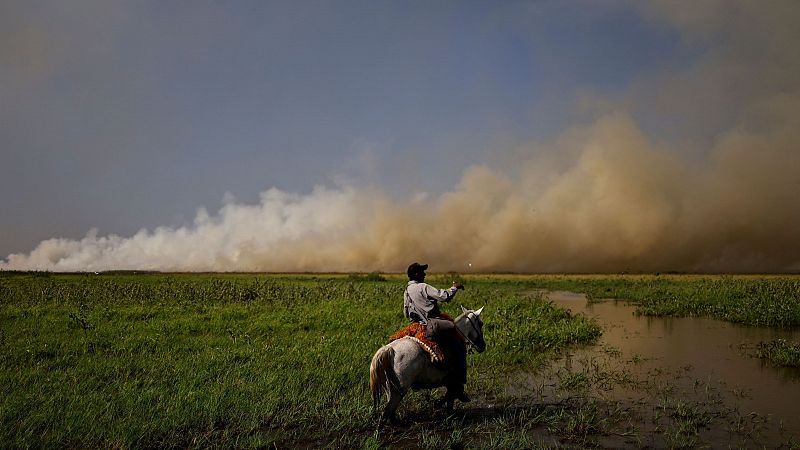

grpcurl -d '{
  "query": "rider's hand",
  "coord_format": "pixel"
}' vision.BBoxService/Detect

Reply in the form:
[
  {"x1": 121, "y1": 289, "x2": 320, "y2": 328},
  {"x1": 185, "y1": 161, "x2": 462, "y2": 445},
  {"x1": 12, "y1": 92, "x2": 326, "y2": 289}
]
[{"x1": 452, "y1": 282, "x2": 464, "y2": 290}]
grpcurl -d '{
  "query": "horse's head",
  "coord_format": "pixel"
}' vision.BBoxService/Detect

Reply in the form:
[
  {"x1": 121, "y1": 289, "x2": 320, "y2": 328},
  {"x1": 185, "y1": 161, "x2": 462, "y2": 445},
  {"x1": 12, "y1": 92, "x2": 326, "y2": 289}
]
[{"x1": 456, "y1": 305, "x2": 486, "y2": 353}]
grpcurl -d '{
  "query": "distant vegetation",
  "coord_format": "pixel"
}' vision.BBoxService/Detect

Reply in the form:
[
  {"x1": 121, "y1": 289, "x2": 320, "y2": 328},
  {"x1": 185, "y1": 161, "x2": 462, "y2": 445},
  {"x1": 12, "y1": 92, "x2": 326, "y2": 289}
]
[
  {"x1": 485, "y1": 274, "x2": 800, "y2": 328},
  {"x1": 346, "y1": 271, "x2": 387, "y2": 282}
]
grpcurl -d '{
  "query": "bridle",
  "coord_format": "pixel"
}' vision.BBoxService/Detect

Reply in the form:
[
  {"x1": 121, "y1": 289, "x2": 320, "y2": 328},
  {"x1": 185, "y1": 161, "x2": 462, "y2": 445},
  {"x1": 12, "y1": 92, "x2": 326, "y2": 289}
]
[{"x1": 456, "y1": 311, "x2": 483, "y2": 351}]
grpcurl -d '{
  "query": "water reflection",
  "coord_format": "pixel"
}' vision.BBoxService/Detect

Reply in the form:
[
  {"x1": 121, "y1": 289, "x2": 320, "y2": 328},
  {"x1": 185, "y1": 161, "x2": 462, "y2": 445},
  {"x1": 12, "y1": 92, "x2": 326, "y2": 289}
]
[{"x1": 547, "y1": 291, "x2": 800, "y2": 435}]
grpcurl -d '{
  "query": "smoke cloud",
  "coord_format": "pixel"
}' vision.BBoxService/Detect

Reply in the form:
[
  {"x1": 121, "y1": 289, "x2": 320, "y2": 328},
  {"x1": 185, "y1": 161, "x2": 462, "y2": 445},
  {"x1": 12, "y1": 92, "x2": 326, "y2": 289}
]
[{"x1": 3, "y1": 2, "x2": 800, "y2": 273}]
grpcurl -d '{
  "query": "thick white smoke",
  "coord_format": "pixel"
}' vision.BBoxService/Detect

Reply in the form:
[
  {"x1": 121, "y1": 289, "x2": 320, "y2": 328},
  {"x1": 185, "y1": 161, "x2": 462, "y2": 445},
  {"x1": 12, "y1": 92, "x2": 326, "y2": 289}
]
[
  {"x1": 3, "y1": 109, "x2": 799, "y2": 273},
  {"x1": 3, "y1": 1, "x2": 800, "y2": 273}
]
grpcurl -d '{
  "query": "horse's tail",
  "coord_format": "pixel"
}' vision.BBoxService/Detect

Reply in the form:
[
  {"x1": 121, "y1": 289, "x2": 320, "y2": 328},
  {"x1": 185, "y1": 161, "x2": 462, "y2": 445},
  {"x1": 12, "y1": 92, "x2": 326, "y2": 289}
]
[{"x1": 370, "y1": 344, "x2": 400, "y2": 410}]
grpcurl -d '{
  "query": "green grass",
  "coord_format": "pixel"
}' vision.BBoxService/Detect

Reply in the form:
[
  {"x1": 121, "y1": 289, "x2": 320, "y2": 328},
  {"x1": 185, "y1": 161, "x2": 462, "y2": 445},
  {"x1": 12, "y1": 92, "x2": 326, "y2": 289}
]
[
  {"x1": 487, "y1": 274, "x2": 800, "y2": 327},
  {"x1": 516, "y1": 273, "x2": 800, "y2": 369},
  {"x1": 0, "y1": 273, "x2": 599, "y2": 448},
  {"x1": 2, "y1": 272, "x2": 798, "y2": 448},
  {"x1": 755, "y1": 339, "x2": 800, "y2": 367}
]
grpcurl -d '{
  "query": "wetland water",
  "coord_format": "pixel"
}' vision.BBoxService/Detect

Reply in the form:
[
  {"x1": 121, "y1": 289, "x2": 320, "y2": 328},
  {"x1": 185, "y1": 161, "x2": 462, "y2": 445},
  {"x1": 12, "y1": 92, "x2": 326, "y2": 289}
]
[{"x1": 547, "y1": 291, "x2": 800, "y2": 441}]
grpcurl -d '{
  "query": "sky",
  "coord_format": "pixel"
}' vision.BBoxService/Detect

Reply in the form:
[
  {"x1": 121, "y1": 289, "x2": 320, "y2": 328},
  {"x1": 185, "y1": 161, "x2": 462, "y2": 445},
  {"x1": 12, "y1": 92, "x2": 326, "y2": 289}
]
[{"x1": 2, "y1": 1, "x2": 799, "y2": 273}]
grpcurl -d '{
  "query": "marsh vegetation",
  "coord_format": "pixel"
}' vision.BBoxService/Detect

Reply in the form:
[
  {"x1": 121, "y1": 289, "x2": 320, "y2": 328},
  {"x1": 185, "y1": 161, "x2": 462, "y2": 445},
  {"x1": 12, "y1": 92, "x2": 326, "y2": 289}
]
[{"x1": 1, "y1": 272, "x2": 798, "y2": 448}]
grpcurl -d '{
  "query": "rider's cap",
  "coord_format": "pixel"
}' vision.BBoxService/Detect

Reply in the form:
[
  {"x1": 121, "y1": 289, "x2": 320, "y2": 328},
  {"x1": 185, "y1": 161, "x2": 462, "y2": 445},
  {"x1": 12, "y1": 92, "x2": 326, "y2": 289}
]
[{"x1": 407, "y1": 262, "x2": 428, "y2": 279}]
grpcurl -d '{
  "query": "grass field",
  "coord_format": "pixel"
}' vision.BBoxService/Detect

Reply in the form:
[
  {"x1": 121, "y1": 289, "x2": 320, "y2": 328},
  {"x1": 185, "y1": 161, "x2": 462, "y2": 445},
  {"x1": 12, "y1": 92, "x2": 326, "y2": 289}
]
[{"x1": 1, "y1": 272, "x2": 798, "y2": 448}]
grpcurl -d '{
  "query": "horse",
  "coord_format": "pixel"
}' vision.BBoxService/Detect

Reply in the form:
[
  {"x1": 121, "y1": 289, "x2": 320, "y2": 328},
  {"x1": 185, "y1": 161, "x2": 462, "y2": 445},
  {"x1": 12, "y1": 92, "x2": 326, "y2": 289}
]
[{"x1": 369, "y1": 306, "x2": 486, "y2": 422}]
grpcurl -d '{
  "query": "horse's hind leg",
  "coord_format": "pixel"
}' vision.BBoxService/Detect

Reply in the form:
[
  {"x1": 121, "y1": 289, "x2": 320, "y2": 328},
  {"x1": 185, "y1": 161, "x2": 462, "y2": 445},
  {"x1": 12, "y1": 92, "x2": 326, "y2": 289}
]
[
  {"x1": 381, "y1": 389, "x2": 405, "y2": 424},
  {"x1": 436, "y1": 388, "x2": 455, "y2": 413}
]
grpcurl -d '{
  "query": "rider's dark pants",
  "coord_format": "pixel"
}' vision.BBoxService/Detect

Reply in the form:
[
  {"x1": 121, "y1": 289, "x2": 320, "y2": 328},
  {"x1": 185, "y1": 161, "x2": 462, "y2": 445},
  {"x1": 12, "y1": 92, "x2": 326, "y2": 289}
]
[{"x1": 425, "y1": 318, "x2": 467, "y2": 385}]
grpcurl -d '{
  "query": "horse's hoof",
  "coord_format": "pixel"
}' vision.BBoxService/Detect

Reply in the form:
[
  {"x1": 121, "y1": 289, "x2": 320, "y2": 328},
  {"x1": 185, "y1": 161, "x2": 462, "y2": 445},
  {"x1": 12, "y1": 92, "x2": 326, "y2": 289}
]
[
  {"x1": 379, "y1": 411, "x2": 399, "y2": 424},
  {"x1": 437, "y1": 398, "x2": 455, "y2": 413}
]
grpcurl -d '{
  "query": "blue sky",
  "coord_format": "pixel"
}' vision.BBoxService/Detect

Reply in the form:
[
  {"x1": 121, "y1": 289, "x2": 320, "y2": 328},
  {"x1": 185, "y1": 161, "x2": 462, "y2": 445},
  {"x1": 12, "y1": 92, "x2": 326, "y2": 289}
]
[{"x1": 3, "y1": 1, "x2": 798, "y2": 272}]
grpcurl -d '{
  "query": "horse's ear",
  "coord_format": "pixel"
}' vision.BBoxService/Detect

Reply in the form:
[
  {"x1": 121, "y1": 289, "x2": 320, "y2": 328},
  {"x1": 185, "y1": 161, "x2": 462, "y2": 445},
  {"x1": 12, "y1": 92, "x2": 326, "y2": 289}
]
[
  {"x1": 461, "y1": 305, "x2": 469, "y2": 315},
  {"x1": 475, "y1": 306, "x2": 484, "y2": 316}
]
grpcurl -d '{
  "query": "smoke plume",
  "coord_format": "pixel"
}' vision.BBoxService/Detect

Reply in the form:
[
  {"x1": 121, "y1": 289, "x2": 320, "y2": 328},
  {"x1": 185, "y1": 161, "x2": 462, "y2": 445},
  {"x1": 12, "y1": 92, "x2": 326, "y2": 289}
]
[{"x1": 3, "y1": 1, "x2": 800, "y2": 273}]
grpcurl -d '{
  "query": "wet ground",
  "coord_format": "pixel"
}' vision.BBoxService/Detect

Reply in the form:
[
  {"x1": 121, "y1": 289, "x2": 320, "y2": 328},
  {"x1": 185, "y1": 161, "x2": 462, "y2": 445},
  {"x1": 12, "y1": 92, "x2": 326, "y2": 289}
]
[
  {"x1": 535, "y1": 291, "x2": 800, "y2": 447},
  {"x1": 378, "y1": 291, "x2": 800, "y2": 448}
]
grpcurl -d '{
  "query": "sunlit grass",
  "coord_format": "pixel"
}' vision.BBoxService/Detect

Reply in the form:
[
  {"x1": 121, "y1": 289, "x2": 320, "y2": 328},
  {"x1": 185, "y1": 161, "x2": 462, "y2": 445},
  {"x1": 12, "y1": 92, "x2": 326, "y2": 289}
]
[
  {"x1": 461, "y1": 273, "x2": 800, "y2": 327},
  {"x1": 2, "y1": 272, "x2": 797, "y2": 447},
  {"x1": 0, "y1": 273, "x2": 598, "y2": 448}
]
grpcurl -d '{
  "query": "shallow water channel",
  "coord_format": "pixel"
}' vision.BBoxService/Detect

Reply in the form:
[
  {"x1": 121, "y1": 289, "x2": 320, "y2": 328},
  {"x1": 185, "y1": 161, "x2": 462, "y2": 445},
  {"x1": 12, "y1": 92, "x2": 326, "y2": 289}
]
[{"x1": 544, "y1": 291, "x2": 800, "y2": 444}]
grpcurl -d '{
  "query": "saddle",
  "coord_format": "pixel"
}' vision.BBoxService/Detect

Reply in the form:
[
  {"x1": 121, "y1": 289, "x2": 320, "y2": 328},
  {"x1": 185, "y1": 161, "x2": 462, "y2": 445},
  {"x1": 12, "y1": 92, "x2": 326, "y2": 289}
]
[{"x1": 388, "y1": 313, "x2": 459, "y2": 366}]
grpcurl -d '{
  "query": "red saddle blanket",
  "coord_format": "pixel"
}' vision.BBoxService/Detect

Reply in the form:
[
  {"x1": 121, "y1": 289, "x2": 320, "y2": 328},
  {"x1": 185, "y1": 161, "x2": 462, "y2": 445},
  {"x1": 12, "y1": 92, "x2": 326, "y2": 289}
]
[{"x1": 388, "y1": 313, "x2": 457, "y2": 365}]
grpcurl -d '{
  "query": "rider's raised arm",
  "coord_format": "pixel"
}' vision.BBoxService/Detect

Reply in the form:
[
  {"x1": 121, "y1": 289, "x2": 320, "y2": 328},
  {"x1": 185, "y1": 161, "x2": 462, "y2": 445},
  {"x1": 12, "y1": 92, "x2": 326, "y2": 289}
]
[{"x1": 423, "y1": 283, "x2": 459, "y2": 303}]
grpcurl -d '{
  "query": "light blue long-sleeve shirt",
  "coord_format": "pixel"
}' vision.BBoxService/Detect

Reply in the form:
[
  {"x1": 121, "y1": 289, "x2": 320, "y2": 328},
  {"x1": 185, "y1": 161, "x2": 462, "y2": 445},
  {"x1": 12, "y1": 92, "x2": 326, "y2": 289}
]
[{"x1": 403, "y1": 280, "x2": 459, "y2": 324}]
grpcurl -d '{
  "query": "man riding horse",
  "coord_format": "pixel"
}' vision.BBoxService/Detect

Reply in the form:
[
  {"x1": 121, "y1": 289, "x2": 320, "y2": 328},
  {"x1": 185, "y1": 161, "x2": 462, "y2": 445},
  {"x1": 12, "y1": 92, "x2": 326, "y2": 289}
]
[{"x1": 403, "y1": 262, "x2": 470, "y2": 403}]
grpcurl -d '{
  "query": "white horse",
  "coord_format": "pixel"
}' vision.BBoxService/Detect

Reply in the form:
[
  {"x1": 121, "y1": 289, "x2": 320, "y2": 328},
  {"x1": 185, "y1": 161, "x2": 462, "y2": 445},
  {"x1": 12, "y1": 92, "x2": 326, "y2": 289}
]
[{"x1": 370, "y1": 306, "x2": 486, "y2": 421}]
